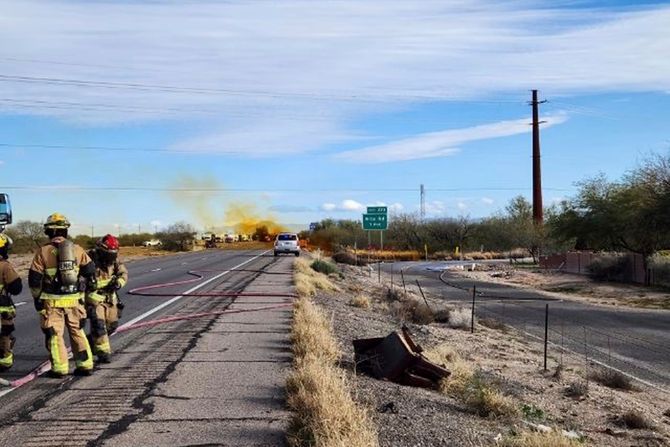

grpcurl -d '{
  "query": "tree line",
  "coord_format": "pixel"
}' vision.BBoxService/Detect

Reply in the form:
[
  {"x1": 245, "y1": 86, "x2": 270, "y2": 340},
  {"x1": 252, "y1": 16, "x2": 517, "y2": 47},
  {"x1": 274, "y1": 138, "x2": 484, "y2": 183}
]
[{"x1": 304, "y1": 153, "x2": 670, "y2": 267}]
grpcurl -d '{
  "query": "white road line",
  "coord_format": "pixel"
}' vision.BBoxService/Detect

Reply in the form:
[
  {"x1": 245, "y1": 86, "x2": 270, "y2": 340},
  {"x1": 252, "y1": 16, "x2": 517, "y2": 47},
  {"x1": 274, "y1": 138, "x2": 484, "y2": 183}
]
[
  {"x1": 14, "y1": 302, "x2": 26, "y2": 307},
  {"x1": 118, "y1": 250, "x2": 269, "y2": 330},
  {"x1": 150, "y1": 268, "x2": 162, "y2": 272},
  {"x1": 0, "y1": 250, "x2": 270, "y2": 398}
]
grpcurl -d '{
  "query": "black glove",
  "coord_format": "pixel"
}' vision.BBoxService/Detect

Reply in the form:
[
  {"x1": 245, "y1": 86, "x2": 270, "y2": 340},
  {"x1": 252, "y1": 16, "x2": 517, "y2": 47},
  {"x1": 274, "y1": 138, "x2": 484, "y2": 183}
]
[
  {"x1": 109, "y1": 276, "x2": 122, "y2": 290},
  {"x1": 86, "y1": 277, "x2": 98, "y2": 293},
  {"x1": 117, "y1": 300, "x2": 125, "y2": 319},
  {"x1": 33, "y1": 298, "x2": 43, "y2": 312}
]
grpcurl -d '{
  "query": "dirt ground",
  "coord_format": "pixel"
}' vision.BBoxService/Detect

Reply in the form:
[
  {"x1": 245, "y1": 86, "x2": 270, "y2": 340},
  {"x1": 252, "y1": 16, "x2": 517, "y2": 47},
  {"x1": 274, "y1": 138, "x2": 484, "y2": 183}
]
[
  {"x1": 452, "y1": 265, "x2": 670, "y2": 310},
  {"x1": 311, "y1": 259, "x2": 670, "y2": 446}
]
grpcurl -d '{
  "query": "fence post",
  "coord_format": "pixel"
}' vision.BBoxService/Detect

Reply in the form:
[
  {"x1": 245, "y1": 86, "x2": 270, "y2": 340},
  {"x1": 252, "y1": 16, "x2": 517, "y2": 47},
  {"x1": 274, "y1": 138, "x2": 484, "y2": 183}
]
[
  {"x1": 378, "y1": 261, "x2": 381, "y2": 284},
  {"x1": 401, "y1": 269, "x2": 407, "y2": 295},
  {"x1": 471, "y1": 285, "x2": 476, "y2": 334},
  {"x1": 543, "y1": 303, "x2": 549, "y2": 371},
  {"x1": 415, "y1": 279, "x2": 432, "y2": 311}
]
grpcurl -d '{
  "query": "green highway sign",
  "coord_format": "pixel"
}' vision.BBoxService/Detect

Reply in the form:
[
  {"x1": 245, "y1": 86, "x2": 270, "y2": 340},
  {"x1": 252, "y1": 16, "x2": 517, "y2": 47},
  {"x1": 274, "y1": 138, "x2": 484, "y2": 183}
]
[
  {"x1": 363, "y1": 213, "x2": 388, "y2": 230},
  {"x1": 367, "y1": 206, "x2": 387, "y2": 214}
]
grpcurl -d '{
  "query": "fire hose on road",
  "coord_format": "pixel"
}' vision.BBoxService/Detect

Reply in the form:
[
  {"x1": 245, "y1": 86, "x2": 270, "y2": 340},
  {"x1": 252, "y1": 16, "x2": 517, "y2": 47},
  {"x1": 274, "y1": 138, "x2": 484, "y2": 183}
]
[{"x1": 1, "y1": 265, "x2": 295, "y2": 390}]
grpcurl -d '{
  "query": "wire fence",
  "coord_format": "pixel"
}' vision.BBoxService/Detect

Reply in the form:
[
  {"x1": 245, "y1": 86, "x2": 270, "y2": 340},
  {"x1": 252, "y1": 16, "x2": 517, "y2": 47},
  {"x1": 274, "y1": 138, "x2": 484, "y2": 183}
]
[{"x1": 369, "y1": 260, "x2": 670, "y2": 395}]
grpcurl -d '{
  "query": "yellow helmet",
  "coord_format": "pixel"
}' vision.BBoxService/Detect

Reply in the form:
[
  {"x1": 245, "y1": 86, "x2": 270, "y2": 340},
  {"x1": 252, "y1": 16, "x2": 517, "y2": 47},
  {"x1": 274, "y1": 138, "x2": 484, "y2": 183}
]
[
  {"x1": 44, "y1": 213, "x2": 71, "y2": 229},
  {"x1": 0, "y1": 233, "x2": 11, "y2": 249}
]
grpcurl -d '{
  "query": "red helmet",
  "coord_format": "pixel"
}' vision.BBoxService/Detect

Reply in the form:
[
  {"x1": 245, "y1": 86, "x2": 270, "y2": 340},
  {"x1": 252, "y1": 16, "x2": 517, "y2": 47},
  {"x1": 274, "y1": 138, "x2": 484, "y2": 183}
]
[{"x1": 97, "y1": 234, "x2": 119, "y2": 252}]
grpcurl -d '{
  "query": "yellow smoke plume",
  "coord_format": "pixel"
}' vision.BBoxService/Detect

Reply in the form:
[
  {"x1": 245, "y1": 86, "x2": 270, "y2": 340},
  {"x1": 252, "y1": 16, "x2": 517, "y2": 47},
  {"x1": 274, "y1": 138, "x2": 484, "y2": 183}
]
[
  {"x1": 224, "y1": 202, "x2": 287, "y2": 235},
  {"x1": 169, "y1": 175, "x2": 286, "y2": 235}
]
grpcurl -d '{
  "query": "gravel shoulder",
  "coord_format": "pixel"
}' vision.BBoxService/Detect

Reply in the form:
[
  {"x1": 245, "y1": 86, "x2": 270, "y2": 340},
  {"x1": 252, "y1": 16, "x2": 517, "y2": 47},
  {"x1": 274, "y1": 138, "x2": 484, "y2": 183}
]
[{"x1": 313, "y1": 261, "x2": 670, "y2": 447}]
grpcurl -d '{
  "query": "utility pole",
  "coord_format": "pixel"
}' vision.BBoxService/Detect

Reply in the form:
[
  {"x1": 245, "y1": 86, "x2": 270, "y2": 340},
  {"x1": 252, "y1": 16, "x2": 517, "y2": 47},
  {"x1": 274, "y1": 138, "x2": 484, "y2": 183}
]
[
  {"x1": 90, "y1": 225, "x2": 94, "y2": 238},
  {"x1": 420, "y1": 184, "x2": 426, "y2": 220},
  {"x1": 530, "y1": 90, "x2": 546, "y2": 225}
]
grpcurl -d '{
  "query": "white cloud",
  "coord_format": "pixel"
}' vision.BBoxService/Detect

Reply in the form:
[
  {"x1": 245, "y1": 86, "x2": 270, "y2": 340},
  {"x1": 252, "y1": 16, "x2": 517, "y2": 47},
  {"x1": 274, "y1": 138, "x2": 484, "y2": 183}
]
[
  {"x1": 481, "y1": 197, "x2": 495, "y2": 205},
  {"x1": 336, "y1": 114, "x2": 568, "y2": 162},
  {"x1": 1, "y1": 2, "x2": 669, "y2": 156},
  {"x1": 457, "y1": 202, "x2": 468, "y2": 211},
  {"x1": 425, "y1": 201, "x2": 447, "y2": 216},
  {"x1": 341, "y1": 199, "x2": 365, "y2": 212},
  {"x1": 320, "y1": 199, "x2": 366, "y2": 213},
  {"x1": 389, "y1": 203, "x2": 404, "y2": 213}
]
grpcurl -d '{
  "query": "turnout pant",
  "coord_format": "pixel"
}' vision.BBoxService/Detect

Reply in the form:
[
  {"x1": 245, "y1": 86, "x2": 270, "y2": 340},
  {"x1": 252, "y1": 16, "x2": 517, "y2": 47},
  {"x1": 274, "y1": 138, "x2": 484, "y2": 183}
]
[
  {"x1": 39, "y1": 301, "x2": 94, "y2": 375},
  {"x1": 0, "y1": 305, "x2": 15, "y2": 370},
  {"x1": 87, "y1": 301, "x2": 119, "y2": 355}
]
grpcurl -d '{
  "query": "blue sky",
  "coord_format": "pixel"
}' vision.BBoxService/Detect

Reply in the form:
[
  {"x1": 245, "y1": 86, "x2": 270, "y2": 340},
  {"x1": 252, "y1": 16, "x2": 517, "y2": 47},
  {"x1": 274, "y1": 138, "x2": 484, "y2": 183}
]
[{"x1": 1, "y1": 0, "x2": 669, "y2": 235}]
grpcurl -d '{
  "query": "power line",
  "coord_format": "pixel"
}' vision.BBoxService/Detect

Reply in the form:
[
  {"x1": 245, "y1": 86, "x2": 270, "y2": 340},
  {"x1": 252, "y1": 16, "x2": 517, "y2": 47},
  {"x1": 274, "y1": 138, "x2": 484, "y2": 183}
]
[
  {"x1": 0, "y1": 73, "x2": 526, "y2": 104},
  {"x1": 0, "y1": 142, "x2": 246, "y2": 155},
  {"x1": 0, "y1": 185, "x2": 575, "y2": 193}
]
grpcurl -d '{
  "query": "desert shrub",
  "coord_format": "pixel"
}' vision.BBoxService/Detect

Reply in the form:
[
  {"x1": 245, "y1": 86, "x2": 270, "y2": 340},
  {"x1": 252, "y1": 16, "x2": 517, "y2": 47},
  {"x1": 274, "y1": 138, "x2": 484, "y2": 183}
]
[
  {"x1": 385, "y1": 287, "x2": 404, "y2": 302},
  {"x1": 588, "y1": 368, "x2": 633, "y2": 390},
  {"x1": 587, "y1": 255, "x2": 631, "y2": 282},
  {"x1": 564, "y1": 381, "x2": 588, "y2": 398},
  {"x1": 349, "y1": 295, "x2": 371, "y2": 309},
  {"x1": 311, "y1": 259, "x2": 338, "y2": 276},
  {"x1": 614, "y1": 410, "x2": 654, "y2": 429},
  {"x1": 294, "y1": 259, "x2": 338, "y2": 298},
  {"x1": 155, "y1": 222, "x2": 197, "y2": 251},
  {"x1": 499, "y1": 430, "x2": 582, "y2": 447},
  {"x1": 332, "y1": 251, "x2": 366, "y2": 266},
  {"x1": 389, "y1": 298, "x2": 434, "y2": 324},
  {"x1": 479, "y1": 317, "x2": 506, "y2": 331},
  {"x1": 426, "y1": 345, "x2": 518, "y2": 419},
  {"x1": 447, "y1": 307, "x2": 473, "y2": 330}
]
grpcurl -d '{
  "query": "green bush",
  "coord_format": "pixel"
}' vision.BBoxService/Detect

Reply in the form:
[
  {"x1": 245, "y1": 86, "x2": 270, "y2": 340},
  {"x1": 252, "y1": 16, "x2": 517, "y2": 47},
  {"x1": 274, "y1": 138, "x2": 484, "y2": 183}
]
[
  {"x1": 310, "y1": 260, "x2": 338, "y2": 275},
  {"x1": 155, "y1": 222, "x2": 197, "y2": 252}
]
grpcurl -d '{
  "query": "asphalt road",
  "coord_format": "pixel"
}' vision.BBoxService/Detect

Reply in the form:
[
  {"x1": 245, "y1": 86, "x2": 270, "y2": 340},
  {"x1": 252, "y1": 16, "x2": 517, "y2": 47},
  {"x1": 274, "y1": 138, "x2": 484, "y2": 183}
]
[
  {"x1": 1, "y1": 248, "x2": 271, "y2": 382},
  {"x1": 383, "y1": 261, "x2": 670, "y2": 392}
]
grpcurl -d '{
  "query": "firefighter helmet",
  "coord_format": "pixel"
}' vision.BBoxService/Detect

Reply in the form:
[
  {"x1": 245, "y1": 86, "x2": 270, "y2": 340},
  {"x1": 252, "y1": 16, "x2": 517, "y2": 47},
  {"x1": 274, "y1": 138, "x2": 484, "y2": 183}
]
[
  {"x1": 44, "y1": 213, "x2": 71, "y2": 230},
  {"x1": 0, "y1": 233, "x2": 12, "y2": 259},
  {"x1": 97, "y1": 234, "x2": 119, "y2": 253}
]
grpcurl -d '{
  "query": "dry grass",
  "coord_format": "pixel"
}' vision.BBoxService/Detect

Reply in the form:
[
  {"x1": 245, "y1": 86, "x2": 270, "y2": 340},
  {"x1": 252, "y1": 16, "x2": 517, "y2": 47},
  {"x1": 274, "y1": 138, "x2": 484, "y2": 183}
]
[
  {"x1": 349, "y1": 294, "x2": 371, "y2": 309},
  {"x1": 291, "y1": 297, "x2": 341, "y2": 365},
  {"x1": 499, "y1": 430, "x2": 582, "y2": 447},
  {"x1": 614, "y1": 410, "x2": 654, "y2": 430},
  {"x1": 447, "y1": 307, "x2": 473, "y2": 330},
  {"x1": 286, "y1": 357, "x2": 378, "y2": 447},
  {"x1": 479, "y1": 317, "x2": 507, "y2": 331},
  {"x1": 287, "y1": 277, "x2": 378, "y2": 446},
  {"x1": 389, "y1": 298, "x2": 434, "y2": 324},
  {"x1": 426, "y1": 344, "x2": 518, "y2": 418},
  {"x1": 355, "y1": 250, "x2": 420, "y2": 261},
  {"x1": 564, "y1": 381, "x2": 588, "y2": 398},
  {"x1": 294, "y1": 259, "x2": 339, "y2": 297},
  {"x1": 588, "y1": 368, "x2": 634, "y2": 391}
]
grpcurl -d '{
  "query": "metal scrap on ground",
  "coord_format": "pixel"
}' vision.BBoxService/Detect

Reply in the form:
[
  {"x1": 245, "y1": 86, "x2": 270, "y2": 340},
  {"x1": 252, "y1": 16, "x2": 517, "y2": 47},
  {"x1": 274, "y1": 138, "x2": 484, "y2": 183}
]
[{"x1": 353, "y1": 327, "x2": 450, "y2": 389}]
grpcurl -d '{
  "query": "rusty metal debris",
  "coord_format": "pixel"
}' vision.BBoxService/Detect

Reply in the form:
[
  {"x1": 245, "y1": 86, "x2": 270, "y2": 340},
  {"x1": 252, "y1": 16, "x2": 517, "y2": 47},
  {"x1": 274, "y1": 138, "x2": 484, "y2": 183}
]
[{"x1": 353, "y1": 327, "x2": 450, "y2": 389}]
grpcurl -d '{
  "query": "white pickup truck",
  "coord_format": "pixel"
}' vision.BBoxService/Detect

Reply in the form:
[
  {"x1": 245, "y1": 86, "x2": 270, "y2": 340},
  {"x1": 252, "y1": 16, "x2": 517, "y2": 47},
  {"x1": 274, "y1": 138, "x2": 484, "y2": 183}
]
[{"x1": 142, "y1": 239, "x2": 162, "y2": 247}]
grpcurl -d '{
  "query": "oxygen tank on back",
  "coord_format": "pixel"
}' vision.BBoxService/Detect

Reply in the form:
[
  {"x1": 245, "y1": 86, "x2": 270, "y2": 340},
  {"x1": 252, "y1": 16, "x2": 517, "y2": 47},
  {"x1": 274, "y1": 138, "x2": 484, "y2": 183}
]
[{"x1": 57, "y1": 239, "x2": 78, "y2": 293}]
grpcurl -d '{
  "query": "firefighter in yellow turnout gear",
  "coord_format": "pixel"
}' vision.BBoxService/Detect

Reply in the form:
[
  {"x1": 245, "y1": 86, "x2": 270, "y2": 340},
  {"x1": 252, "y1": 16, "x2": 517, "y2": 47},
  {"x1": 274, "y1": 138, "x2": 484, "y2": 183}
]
[
  {"x1": 86, "y1": 234, "x2": 127, "y2": 363},
  {"x1": 28, "y1": 213, "x2": 97, "y2": 377},
  {"x1": 0, "y1": 234, "x2": 23, "y2": 371}
]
